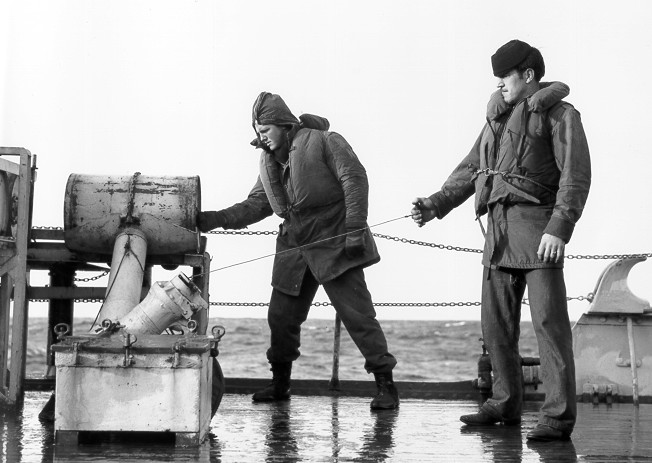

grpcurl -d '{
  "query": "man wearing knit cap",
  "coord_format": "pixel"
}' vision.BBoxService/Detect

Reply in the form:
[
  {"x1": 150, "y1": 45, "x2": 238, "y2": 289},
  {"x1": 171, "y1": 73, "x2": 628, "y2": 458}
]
[
  {"x1": 198, "y1": 92, "x2": 399, "y2": 410},
  {"x1": 411, "y1": 40, "x2": 591, "y2": 441}
]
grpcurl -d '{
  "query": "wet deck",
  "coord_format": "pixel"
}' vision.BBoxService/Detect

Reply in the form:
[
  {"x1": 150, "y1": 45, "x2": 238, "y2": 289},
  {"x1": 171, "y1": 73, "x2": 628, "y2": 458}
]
[{"x1": 3, "y1": 390, "x2": 652, "y2": 462}]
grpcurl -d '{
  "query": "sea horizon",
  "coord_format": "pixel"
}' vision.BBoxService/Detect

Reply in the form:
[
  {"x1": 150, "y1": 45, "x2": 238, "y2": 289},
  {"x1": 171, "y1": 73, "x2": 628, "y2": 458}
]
[{"x1": 21, "y1": 317, "x2": 540, "y2": 383}]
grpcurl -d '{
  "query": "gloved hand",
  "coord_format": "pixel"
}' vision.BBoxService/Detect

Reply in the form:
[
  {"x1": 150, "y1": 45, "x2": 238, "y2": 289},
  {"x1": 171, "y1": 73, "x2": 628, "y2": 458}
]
[
  {"x1": 196, "y1": 211, "x2": 228, "y2": 233},
  {"x1": 345, "y1": 223, "x2": 367, "y2": 259}
]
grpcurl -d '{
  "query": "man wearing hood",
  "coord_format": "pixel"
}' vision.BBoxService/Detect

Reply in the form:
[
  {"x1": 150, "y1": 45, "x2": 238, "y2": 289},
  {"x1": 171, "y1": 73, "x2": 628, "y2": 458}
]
[
  {"x1": 411, "y1": 40, "x2": 591, "y2": 441},
  {"x1": 198, "y1": 92, "x2": 399, "y2": 410}
]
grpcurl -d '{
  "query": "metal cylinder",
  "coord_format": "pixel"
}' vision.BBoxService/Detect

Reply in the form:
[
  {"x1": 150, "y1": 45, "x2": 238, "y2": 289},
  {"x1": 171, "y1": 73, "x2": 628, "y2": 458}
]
[
  {"x1": 63, "y1": 173, "x2": 201, "y2": 255},
  {"x1": 120, "y1": 273, "x2": 208, "y2": 335},
  {"x1": 94, "y1": 228, "x2": 148, "y2": 326}
]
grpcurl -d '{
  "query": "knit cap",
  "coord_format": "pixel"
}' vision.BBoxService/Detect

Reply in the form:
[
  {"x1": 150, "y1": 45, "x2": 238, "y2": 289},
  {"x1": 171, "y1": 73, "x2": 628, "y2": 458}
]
[{"x1": 491, "y1": 40, "x2": 533, "y2": 77}]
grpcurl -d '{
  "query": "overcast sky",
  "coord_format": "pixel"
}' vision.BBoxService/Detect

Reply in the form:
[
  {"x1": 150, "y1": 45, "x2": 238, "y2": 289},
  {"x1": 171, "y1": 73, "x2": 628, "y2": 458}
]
[{"x1": 2, "y1": 0, "x2": 651, "y2": 321}]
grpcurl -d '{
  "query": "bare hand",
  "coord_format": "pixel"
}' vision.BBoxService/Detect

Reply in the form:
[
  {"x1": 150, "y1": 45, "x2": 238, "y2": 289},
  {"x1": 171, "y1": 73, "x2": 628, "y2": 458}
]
[
  {"x1": 537, "y1": 233, "x2": 565, "y2": 263},
  {"x1": 411, "y1": 197, "x2": 437, "y2": 227}
]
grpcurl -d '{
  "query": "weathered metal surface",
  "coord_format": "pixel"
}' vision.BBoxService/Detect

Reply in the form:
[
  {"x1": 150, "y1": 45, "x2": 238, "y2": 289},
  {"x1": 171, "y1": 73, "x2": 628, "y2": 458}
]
[
  {"x1": 63, "y1": 173, "x2": 200, "y2": 255},
  {"x1": 26, "y1": 241, "x2": 208, "y2": 269},
  {"x1": 96, "y1": 227, "x2": 148, "y2": 324},
  {"x1": 573, "y1": 313, "x2": 652, "y2": 399},
  {"x1": 119, "y1": 273, "x2": 208, "y2": 335},
  {"x1": 6, "y1": 390, "x2": 652, "y2": 460},
  {"x1": 206, "y1": 396, "x2": 652, "y2": 462},
  {"x1": 52, "y1": 333, "x2": 211, "y2": 358},
  {"x1": 572, "y1": 257, "x2": 652, "y2": 402},
  {"x1": 53, "y1": 333, "x2": 212, "y2": 444},
  {"x1": 1, "y1": 149, "x2": 34, "y2": 403},
  {"x1": 0, "y1": 170, "x2": 18, "y2": 240},
  {"x1": 588, "y1": 257, "x2": 650, "y2": 314}
]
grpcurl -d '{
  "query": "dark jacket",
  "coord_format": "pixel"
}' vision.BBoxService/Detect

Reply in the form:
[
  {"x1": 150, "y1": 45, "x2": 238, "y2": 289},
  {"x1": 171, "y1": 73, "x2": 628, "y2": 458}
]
[
  {"x1": 219, "y1": 125, "x2": 380, "y2": 295},
  {"x1": 429, "y1": 82, "x2": 591, "y2": 269}
]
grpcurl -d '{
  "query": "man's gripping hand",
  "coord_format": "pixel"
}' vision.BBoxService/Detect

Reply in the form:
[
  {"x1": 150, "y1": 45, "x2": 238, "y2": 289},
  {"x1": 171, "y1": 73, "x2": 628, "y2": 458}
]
[
  {"x1": 345, "y1": 223, "x2": 367, "y2": 258},
  {"x1": 196, "y1": 211, "x2": 228, "y2": 233},
  {"x1": 411, "y1": 197, "x2": 437, "y2": 227}
]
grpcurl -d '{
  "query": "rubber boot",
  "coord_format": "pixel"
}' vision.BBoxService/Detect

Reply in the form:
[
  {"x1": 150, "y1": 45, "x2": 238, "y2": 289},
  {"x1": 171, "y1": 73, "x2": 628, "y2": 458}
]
[
  {"x1": 370, "y1": 372, "x2": 399, "y2": 410},
  {"x1": 252, "y1": 362, "x2": 292, "y2": 402}
]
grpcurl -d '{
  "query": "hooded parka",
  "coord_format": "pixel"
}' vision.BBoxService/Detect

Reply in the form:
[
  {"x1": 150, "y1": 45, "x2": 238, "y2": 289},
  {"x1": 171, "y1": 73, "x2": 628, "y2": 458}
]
[
  {"x1": 428, "y1": 82, "x2": 591, "y2": 269},
  {"x1": 217, "y1": 95, "x2": 379, "y2": 296}
]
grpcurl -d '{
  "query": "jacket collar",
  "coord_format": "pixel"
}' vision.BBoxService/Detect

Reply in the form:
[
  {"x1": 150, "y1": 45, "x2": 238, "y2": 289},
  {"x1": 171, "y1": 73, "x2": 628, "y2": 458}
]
[{"x1": 486, "y1": 81, "x2": 570, "y2": 121}]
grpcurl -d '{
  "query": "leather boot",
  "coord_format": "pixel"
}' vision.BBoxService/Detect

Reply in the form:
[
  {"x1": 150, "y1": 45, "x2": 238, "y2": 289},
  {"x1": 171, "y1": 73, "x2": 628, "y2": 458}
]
[
  {"x1": 370, "y1": 372, "x2": 399, "y2": 410},
  {"x1": 252, "y1": 362, "x2": 292, "y2": 402},
  {"x1": 460, "y1": 409, "x2": 521, "y2": 426},
  {"x1": 526, "y1": 424, "x2": 571, "y2": 441}
]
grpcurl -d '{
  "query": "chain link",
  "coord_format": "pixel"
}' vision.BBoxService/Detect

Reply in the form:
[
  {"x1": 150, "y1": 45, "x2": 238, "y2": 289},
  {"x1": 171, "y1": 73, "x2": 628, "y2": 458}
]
[
  {"x1": 207, "y1": 230, "x2": 278, "y2": 236},
  {"x1": 372, "y1": 232, "x2": 483, "y2": 254},
  {"x1": 31, "y1": 293, "x2": 596, "y2": 307},
  {"x1": 208, "y1": 295, "x2": 592, "y2": 308},
  {"x1": 37, "y1": 225, "x2": 651, "y2": 259},
  {"x1": 209, "y1": 301, "x2": 270, "y2": 307},
  {"x1": 566, "y1": 253, "x2": 652, "y2": 260},
  {"x1": 29, "y1": 225, "x2": 642, "y2": 308},
  {"x1": 204, "y1": 229, "x2": 652, "y2": 260},
  {"x1": 208, "y1": 301, "x2": 483, "y2": 308},
  {"x1": 74, "y1": 270, "x2": 110, "y2": 282},
  {"x1": 29, "y1": 298, "x2": 105, "y2": 303},
  {"x1": 569, "y1": 293, "x2": 595, "y2": 303}
]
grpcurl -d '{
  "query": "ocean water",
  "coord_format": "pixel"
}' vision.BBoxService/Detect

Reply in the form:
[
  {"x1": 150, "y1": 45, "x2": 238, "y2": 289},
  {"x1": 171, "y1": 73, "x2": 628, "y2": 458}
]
[{"x1": 25, "y1": 317, "x2": 540, "y2": 383}]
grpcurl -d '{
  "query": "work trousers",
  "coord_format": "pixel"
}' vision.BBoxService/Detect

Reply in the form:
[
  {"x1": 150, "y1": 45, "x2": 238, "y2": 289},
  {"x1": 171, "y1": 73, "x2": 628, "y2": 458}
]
[
  {"x1": 266, "y1": 266, "x2": 397, "y2": 374},
  {"x1": 480, "y1": 266, "x2": 576, "y2": 433}
]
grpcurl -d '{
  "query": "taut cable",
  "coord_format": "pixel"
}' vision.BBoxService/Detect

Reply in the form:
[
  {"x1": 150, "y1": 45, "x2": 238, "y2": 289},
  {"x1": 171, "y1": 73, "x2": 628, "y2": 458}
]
[{"x1": 193, "y1": 214, "x2": 411, "y2": 278}]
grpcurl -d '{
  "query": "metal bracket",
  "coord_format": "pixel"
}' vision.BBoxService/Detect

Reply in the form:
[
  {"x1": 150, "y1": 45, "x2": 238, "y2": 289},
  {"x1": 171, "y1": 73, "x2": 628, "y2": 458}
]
[
  {"x1": 54, "y1": 323, "x2": 71, "y2": 340},
  {"x1": 582, "y1": 383, "x2": 619, "y2": 404},
  {"x1": 616, "y1": 356, "x2": 643, "y2": 368},
  {"x1": 171, "y1": 339, "x2": 187, "y2": 369},
  {"x1": 210, "y1": 325, "x2": 226, "y2": 357},
  {"x1": 122, "y1": 332, "x2": 137, "y2": 367}
]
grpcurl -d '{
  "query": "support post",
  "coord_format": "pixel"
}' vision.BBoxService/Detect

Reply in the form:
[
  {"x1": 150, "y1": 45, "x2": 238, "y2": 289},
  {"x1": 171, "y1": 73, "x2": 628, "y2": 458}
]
[
  {"x1": 8, "y1": 150, "x2": 33, "y2": 402},
  {"x1": 627, "y1": 317, "x2": 640, "y2": 406},
  {"x1": 45, "y1": 264, "x2": 76, "y2": 376},
  {"x1": 329, "y1": 314, "x2": 342, "y2": 391},
  {"x1": 0, "y1": 273, "x2": 13, "y2": 397},
  {"x1": 192, "y1": 252, "x2": 211, "y2": 335}
]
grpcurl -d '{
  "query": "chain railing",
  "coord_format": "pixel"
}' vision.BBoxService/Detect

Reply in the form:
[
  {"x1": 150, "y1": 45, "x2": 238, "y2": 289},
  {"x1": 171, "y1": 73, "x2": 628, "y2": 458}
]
[
  {"x1": 207, "y1": 294, "x2": 595, "y2": 308},
  {"x1": 75, "y1": 270, "x2": 110, "y2": 282},
  {"x1": 208, "y1": 300, "x2": 482, "y2": 308},
  {"x1": 206, "y1": 229, "x2": 652, "y2": 260},
  {"x1": 26, "y1": 224, "x2": 647, "y2": 389},
  {"x1": 30, "y1": 226, "x2": 647, "y2": 307}
]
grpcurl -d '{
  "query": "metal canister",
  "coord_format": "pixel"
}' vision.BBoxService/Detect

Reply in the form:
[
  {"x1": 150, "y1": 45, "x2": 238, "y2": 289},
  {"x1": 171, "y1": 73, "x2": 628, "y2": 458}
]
[{"x1": 63, "y1": 173, "x2": 200, "y2": 255}]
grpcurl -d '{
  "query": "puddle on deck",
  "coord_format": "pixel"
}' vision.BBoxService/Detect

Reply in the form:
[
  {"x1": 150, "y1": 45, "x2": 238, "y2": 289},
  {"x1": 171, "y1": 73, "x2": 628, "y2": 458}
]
[{"x1": 1, "y1": 391, "x2": 651, "y2": 462}]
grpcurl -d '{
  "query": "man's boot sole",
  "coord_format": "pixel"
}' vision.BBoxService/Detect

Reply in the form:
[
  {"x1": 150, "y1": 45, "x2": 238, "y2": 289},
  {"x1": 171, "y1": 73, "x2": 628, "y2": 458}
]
[
  {"x1": 370, "y1": 403, "x2": 399, "y2": 410},
  {"x1": 252, "y1": 394, "x2": 291, "y2": 403}
]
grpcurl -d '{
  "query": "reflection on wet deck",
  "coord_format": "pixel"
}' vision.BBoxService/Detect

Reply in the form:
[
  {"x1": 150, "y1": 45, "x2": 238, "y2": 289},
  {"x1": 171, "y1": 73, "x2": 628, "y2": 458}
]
[{"x1": 2, "y1": 391, "x2": 652, "y2": 462}]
